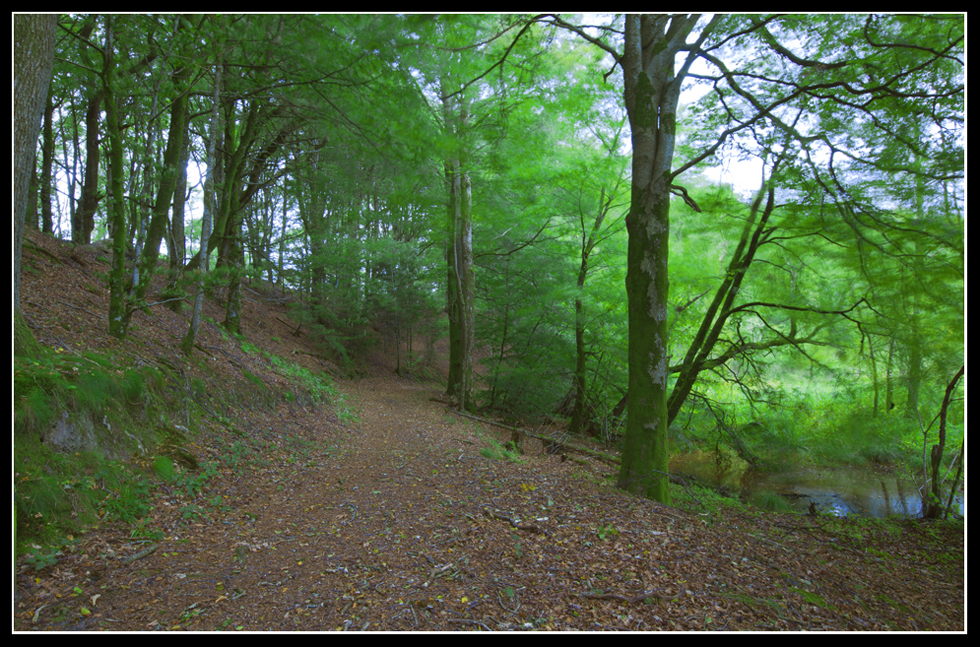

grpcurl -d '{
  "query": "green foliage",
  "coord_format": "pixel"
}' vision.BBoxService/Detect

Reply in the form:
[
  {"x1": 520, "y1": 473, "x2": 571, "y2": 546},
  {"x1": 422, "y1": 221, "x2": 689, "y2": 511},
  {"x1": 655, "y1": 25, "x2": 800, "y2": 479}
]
[
  {"x1": 241, "y1": 368, "x2": 265, "y2": 389},
  {"x1": 479, "y1": 438, "x2": 524, "y2": 463},
  {"x1": 33, "y1": 14, "x2": 965, "y2": 514},
  {"x1": 13, "y1": 346, "x2": 197, "y2": 549},
  {"x1": 22, "y1": 545, "x2": 64, "y2": 572},
  {"x1": 754, "y1": 420, "x2": 811, "y2": 457},
  {"x1": 102, "y1": 474, "x2": 153, "y2": 523},
  {"x1": 179, "y1": 504, "x2": 207, "y2": 523},
  {"x1": 21, "y1": 535, "x2": 82, "y2": 573},
  {"x1": 262, "y1": 350, "x2": 355, "y2": 422},
  {"x1": 596, "y1": 523, "x2": 619, "y2": 541},
  {"x1": 130, "y1": 519, "x2": 166, "y2": 541},
  {"x1": 750, "y1": 490, "x2": 795, "y2": 513},
  {"x1": 13, "y1": 349, "x2": 164, "y2": 441},
  {"x1": 671, "y1": 481, "x2": 743, "y2": 517},
  {"x1": 152, "y1": 456, "x2": 177, "y2": 482}
]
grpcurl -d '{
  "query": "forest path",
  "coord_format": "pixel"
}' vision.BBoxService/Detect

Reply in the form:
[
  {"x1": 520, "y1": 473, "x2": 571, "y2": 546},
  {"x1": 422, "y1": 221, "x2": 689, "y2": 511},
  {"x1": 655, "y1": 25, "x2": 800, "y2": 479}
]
[
  {"x1": 16, "y1": 373, "x2": 965, "y2": 631},
  {"x1": 16, "y1": 374, "x2": 599, "y2": 631}
]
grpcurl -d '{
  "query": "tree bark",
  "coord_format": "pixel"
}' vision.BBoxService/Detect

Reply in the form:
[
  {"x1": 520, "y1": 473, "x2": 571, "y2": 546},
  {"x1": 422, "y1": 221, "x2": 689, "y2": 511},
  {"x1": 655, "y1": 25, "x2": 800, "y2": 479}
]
[
  {"x1": 14, "y1": 13, "x2": 58, "y2": 322},
  {"x1": 164, "y1": 130, "x2": 191, "y2": 312},
  {"x1": 75, "y1": 90, "x2": 103, "y2": 244},
  {"x1": 924, "y1": 365, "x2": 963, "y2": 519},
  {"x1": 120, "y1": 60, "x2": 191, "y2": 332},
  {"x1": 617, "y1": 15, "x2": 705, "y2": 503},
  {"x1": 182, "y1": 63, "x2": 222, "y2": 356},
  {"x1": 666, "y1": 183, "x2": 776, "y2": 425},
  {"x1": 441, "y1": 78, "x2": 475, "y2": 411},
  {"x1": 569, "y1": 187, "x2": 612, "y2": 436},
  {"x1": 39, "y1": 90, "x2": 55, "y2": 234},
  {"x1": 102, "y1": 18, "x2": 129, "y2": 339}
]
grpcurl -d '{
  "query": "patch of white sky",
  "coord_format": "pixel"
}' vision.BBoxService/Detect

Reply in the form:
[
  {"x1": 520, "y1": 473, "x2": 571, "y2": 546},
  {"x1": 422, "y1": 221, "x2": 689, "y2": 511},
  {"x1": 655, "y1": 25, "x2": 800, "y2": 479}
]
[{"x1": 578, "y1": 13, "x2": 764, "y2": 198}]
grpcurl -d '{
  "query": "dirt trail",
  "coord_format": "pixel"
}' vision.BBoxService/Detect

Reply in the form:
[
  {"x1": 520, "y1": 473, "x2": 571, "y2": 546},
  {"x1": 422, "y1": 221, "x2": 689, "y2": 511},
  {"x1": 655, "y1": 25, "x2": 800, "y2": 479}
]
[
  {"x1": 15, "y1": 374, "x2": 965, "y2": 631},
  {"x1": 15, "y1": 375, "x2": 583, "y2": 631}
]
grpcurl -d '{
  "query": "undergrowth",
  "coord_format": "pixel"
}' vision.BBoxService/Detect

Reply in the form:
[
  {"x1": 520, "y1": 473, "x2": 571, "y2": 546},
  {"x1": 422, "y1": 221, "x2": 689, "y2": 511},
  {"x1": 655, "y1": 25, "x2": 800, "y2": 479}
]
[
  {"x1": 14, "y1": 336, "x2": 348, "y2": 572},
  {"x1": 241, "y1": 340, "x2": 358, "y2": 425}
]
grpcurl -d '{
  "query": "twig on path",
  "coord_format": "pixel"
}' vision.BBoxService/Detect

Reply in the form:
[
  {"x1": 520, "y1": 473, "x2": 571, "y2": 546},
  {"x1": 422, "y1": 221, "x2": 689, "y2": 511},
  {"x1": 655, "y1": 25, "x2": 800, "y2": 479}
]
[
  {"x1": 122, "y1": 543, "x2": 159, "y2": 564},
  {"x1": 480, "y1": 505, "x2": 551, "y2": 537},
  {"x1": 448, "y1": 618, "x2": 492, "y2": 631},
  {"x1": 577, "y1": 587, "x2": 684, "y2": 605},
  {"x1": 341, "y1": 502, "x2": 358, "y2": 524}
]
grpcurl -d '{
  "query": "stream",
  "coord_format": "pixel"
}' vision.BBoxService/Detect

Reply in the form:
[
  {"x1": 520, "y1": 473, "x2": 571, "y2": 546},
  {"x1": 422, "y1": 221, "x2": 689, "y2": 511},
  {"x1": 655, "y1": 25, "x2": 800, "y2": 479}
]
[{"x1": 671, "y1": 451, "x2": 964, "y2": 518}]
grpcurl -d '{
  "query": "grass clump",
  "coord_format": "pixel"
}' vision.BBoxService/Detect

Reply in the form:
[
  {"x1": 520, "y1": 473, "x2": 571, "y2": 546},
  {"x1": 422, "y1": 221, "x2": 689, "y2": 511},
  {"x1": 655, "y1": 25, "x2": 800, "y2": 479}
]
[
  {"x1": 13, "y1": 346, "x2": 187, "y2": 557},
  {"x1": 750, "y1": 490, "x2": 796, "y2": 513},
  {"x1": 480, "y1": 438, "x2": 524, "y2": 463}
]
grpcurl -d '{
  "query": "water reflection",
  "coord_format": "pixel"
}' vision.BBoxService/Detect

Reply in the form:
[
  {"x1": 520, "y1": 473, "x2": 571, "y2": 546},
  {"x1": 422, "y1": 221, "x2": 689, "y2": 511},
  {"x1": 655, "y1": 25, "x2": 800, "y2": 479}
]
[{"x1": 671, "y1": 452, "x2": 964, "y2": 518}]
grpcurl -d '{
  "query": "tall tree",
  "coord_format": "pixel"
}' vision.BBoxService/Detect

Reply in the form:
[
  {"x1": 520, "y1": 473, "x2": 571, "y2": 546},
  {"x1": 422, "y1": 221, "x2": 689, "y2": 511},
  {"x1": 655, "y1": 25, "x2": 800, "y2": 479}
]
[
  {"x1": 181, "y1": 61, "x2": 222, "y2": 356},
  {"x1": 440, "y1": 75, "x2": 475, "y2": 410},
  {"x1": 613, "y1": 15, "x2": 713, "y2": 502},
  {"x1": 101, "y1": 15, "x2": 131, "y2": 338},
  {"x1": 415, "y1": 14, "x2": 555, "y2": 411},
  {"x1": 14, "y1": 13, "x2": 58, "y2": 356},
  {"x1": 119, "y1": 15, "x2": 196, "y2": 332},
  {"x1": 541, "y1": 13, "x2": 962, "y2": 502},
  {"x1": 70, "y1": 15, "x2": 103, "y2": 245}
]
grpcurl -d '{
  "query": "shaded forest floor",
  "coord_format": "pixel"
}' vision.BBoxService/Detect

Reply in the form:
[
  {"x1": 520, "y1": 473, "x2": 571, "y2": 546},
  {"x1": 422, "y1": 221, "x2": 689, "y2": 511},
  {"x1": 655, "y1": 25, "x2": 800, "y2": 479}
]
[{"x1": 14, "y1": 229, "x2": 965, "y2": 631}]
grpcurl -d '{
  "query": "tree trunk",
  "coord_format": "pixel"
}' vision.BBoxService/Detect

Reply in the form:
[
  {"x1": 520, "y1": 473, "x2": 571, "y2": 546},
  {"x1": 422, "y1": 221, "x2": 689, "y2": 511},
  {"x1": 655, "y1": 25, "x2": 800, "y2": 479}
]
[
  {"x1": 569, "y1": 294, "x2": 588, "y2": 435},
  {"x1": 14, "y1": 13, "x2": 58, "y2": 319},
  {"x1": 869, "y1": 335, "x2": 880, "y2": 417},
  {"x1": 616, "y1": 15, "x2": 703, "y2": 503},
  {"x1": 444, "y1": 156, "x2": 474, "y2": 409},
  {"x1": 75, "y1": 90, "x2": 103, "y2": 244},
  {"x1": 666, "y1": 183, "x2": 775, "y2": 425},
  {"x1": 924, "y1": 365, "x2": 964, "y2": 519},
  {"x1": 182, "y1": 64, "x2": 222, "y2": 356},
  {"x1": 619, "y1": 173, "x2": 673, "y2": 503},
  {"x1": 222, "y1": 238, "x2": 244, "y2": 336},
  {"x1": 164, "y1": 131, "x2": 191, "y2": 312},
  {"x1": 14, "y1": 13, "x2": 58, "y2": 372},
  {"x1": 459, "y1": 169, "x2": 475, "y2": 410},
  {"x1": 102, "y1": 19, "x2": 129, "y2": 340},
  {"x1": 441, "y1": 78, "x2": 475, "y2": 411},
  {"x1": 121, "y1": 61, "x2": 190, "y2": 332},
  {"x1": 39, "y1": 90, "x2": 55, "y2": 234},
  {"x1": 569, "y1": 197, "x2": 605, "y2": 436},
  {"x1": 445, "y1": 177, "x2": 462, "y2": 400}
]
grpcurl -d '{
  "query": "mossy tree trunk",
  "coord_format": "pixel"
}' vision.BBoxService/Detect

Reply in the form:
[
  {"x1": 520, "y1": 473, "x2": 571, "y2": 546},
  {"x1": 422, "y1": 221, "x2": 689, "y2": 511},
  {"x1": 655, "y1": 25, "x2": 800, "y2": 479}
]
[
  {"x1": 102, "y1": 19, "x2": 129, "y2": 340},
  {"x1": 441, "y1": 78, "x2": 475, "y2": 411},
  {"x1": 616, "y1": 15, "x2": 710, "y2": 503},
  {"x1": 120, "y1": 58, "x2": 191, "y2": 332}
]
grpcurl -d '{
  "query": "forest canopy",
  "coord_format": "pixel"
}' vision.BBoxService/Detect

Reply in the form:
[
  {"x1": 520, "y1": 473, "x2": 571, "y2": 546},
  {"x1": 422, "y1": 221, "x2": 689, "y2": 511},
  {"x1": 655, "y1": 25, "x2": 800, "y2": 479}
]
[{"x1": 16, "y1": 13, "x2": 964, "y2": 506}]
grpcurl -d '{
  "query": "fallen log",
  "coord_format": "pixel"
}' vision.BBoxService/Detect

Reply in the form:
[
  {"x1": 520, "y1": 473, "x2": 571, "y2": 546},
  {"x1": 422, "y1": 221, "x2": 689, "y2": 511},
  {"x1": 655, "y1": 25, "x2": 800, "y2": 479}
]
[
  {"x1": 448, "y1": 410, "x2": 726, "y2": 496},
  {"x1": 449, "y1": 409, "x2": 620, "y2": 465}
]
